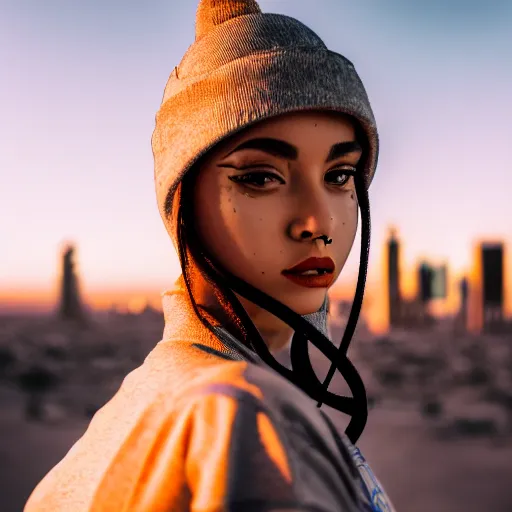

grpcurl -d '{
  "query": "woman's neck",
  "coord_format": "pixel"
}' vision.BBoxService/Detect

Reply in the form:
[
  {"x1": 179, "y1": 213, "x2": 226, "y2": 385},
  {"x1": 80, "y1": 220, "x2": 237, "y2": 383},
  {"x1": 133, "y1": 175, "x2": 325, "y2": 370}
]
[
  {"x1": 235, "y1": 293, "x2": 294, "y2": 352},
  {"x1": 191, "y1": 276, "x2": 293, "y2": 352}
]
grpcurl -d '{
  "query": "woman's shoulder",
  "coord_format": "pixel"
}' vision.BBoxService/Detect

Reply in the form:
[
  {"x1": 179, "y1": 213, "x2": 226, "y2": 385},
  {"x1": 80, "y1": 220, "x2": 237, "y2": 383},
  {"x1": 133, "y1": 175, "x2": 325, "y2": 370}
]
[
  {"x1": 167, "y1": 353, "x2": 338, "y2": 449},
  {"x1": 21, "y1": 348, "x2": 255, "y2": 511}
]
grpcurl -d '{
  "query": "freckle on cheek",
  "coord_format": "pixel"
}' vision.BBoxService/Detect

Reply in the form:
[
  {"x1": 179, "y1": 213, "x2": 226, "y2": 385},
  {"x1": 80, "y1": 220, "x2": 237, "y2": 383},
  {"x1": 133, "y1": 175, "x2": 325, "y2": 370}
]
[{"x1": 233, "y1": 208, "x2": 236, "y2": 213}]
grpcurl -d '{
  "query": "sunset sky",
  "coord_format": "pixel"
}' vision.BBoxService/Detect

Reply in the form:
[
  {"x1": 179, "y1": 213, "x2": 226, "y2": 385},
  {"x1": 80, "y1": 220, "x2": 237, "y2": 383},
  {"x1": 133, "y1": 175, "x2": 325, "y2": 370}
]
[{"x1": 1, "y1": 0, "x2": 511, "y2": 330}]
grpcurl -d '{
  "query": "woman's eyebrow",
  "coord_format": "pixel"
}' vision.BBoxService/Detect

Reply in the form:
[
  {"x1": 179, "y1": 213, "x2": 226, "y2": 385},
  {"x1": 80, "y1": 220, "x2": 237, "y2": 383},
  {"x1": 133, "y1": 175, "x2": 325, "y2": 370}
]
[
  {"x1": 325, "y1": 141, "x2": 362, "y2": 163},
  {"x1": 223, "y1": 137, "x2": 298, "y2": 160},
  {"x1": 222, "y1": 137, "x2": 362, "y2": 162}
]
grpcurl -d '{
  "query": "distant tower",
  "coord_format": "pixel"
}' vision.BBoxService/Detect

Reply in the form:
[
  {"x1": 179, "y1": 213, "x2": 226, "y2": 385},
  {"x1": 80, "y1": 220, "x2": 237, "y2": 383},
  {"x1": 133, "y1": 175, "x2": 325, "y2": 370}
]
[
  {"x1": 417, "y1": 261, "x2": 433, "y2": 326},
  {"x1": 468, "y1": 242, "x2": 505, "y2": 333},
  {"x1": 481, "y1": 243, "x2": 504, "y2": 332},
  {"x1": 58, "y1": 244, "x2": 85, "y2": 322},
  {"x1": 418, "y1": 262, "x2": 433, "y2": 304},
  {"x1": 387, "y1": 228, "x2": 402, "y2": 328},
  {"x1": 459, "y1": 276, "x2": 469, "y2": 331}
]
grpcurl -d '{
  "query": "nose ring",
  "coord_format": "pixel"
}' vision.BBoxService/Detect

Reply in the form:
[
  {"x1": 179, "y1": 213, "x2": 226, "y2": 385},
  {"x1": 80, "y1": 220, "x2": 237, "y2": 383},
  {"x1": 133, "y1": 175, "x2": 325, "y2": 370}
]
[{"x1": 316, "y1": 235, "x2": 332, "y2": 246}]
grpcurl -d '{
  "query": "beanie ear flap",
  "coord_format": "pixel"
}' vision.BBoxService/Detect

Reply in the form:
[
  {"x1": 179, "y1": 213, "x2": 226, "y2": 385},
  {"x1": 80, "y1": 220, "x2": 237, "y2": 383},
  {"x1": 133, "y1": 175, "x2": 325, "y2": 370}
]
[{"x1": 196, "y1": 0, "x2": 262, "y2": 39}]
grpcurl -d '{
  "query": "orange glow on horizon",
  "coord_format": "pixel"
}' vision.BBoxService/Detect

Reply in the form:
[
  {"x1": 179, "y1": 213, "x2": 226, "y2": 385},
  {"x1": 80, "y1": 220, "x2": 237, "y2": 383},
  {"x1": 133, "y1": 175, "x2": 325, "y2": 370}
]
[
  {"x1": 3, "y1": 236, "x2": 509, "y2": 337},
  {"x1": 0, "y1": 287, "x2": 164, "y2": 313}
]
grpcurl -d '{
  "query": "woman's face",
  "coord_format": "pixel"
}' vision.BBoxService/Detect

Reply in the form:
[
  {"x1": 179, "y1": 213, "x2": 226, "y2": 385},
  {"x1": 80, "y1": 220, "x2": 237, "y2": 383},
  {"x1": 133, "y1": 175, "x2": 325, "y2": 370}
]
[{"x1": 192, "y1": 110, "x2": 362, "y2": 316}]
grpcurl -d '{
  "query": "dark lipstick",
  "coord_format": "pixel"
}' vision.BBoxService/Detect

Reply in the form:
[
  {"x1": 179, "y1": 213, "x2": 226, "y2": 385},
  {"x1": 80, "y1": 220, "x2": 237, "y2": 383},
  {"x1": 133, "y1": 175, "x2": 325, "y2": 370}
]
[{"x1": 281, "y1": 257, "x2": 335, "y2": 288}]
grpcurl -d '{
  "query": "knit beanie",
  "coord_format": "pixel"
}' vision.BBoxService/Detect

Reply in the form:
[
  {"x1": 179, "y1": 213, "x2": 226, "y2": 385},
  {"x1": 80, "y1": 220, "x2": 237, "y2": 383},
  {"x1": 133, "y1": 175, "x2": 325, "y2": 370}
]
[{"x1": 152, "y1": 0, "x2": 379, "y2": 245}]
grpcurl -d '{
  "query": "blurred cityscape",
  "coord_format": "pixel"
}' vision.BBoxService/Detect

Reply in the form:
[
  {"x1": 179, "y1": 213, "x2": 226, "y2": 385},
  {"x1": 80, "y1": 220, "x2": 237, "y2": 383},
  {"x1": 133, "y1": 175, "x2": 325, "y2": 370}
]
[
  {"x1": 1, "y1": 230, "x2": 510, "y2": 427},
  {"x1": 1, "y1": 231, "x2": 511, "y2": 512},
  {"x1": 385, "y1": 228, "x2": 509, "y2": 335}
]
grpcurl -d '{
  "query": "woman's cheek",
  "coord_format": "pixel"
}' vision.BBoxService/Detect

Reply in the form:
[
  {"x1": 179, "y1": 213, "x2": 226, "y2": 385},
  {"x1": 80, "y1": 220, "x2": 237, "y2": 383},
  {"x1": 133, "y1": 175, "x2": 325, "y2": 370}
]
[
  {"x1": 230, "y1": 208, "x2": 264, "y2": 262},
  {"x1": 227, "y1": 200, "x2": 281, "y2": 273},
  {"x1": 215, "y1": 194, "x2": 253, "y2": 260}
]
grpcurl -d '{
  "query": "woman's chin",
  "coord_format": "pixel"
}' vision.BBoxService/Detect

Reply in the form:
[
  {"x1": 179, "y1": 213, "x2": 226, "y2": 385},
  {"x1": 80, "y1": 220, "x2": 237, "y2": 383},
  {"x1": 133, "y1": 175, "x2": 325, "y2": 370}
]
[
  {"x1": 235, "y1": 280, "x2": 327, "y2": 317},
  {"x1": 282, "y1": 291, "x2": 327, "y2": 316}
]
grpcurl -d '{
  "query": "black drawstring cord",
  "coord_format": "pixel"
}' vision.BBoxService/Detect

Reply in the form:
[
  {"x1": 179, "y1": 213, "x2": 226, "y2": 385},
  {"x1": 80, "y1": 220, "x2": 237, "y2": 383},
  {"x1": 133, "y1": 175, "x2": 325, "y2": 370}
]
[
  {"x1": 316, "y1": 172, "x2": 371, "y2": 442},
  {"x1": 178, "y1": 172, "x2": 371, "y2": 444}
]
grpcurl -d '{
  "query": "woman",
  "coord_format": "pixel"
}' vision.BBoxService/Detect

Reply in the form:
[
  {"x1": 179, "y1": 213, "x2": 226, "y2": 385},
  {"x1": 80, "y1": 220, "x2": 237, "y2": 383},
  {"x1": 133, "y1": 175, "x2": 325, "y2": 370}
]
[{"x1": 25, "y1": 1, "x2": 396, "y2": 510}]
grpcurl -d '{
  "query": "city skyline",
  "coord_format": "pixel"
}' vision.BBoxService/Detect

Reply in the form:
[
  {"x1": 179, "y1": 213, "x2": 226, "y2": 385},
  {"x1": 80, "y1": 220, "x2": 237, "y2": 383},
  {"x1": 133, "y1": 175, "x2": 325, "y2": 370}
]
[
  {"x1": 2, "y1": 1, "x2": 511, "y2": 332},
  {"x1": 2, "y1": 230, "x2": 509, "y2": 335}
]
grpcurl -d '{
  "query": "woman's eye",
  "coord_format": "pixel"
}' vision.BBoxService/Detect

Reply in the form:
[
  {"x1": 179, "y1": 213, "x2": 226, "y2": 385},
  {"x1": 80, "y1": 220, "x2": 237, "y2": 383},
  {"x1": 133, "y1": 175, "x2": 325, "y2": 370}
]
[
  {"x1": 325, "y1": 167, "x2": 356, "y2": 187},
  {"x1": 229, "y1": 171, "x2": 285, "y2": 188}
]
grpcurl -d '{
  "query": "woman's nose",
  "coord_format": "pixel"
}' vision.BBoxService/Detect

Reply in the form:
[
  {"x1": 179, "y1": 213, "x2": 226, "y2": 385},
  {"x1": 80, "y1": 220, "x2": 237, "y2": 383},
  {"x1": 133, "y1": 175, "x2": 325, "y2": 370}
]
[
  {"x1": 287, "y1": 200, "x2": 333, "y2": 243},
  {"x1": 286, "y1": 176, "x2": 335, "y2": 243},
  {"x1": 287, "y1": 218, "x2": 332, "y2": 243}
]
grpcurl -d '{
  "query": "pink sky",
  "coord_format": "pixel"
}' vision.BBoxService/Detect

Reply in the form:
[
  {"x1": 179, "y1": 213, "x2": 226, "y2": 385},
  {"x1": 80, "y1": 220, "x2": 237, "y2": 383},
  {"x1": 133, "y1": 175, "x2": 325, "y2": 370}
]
[{"x1": 1, "y1": 1, "x2": 511, "y2": 329}]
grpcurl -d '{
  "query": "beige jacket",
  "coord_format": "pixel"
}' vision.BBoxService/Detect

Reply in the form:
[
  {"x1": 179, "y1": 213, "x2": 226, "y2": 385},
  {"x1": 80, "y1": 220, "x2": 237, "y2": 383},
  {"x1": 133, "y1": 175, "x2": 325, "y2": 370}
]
[{"x1": 24, "y1": 276, "x2": 392, "y2": 511}]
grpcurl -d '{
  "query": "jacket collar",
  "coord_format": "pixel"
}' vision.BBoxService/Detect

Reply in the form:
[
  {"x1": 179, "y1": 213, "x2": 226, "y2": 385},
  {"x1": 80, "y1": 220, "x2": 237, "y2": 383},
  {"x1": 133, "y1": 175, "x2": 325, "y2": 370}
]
[
  {"x1": 161, "y1": 274, "x2": 261, "y2": 362},
  {"x1": 161, "y1": 274, "x2": 330, "y2": 363}
]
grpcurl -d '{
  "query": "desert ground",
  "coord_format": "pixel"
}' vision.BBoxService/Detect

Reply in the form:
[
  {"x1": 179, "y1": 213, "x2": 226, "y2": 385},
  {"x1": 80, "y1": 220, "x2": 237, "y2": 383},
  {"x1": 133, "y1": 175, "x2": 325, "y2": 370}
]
[{"x1": 1, "y1": 310, "x2": 511, "y2": 511}]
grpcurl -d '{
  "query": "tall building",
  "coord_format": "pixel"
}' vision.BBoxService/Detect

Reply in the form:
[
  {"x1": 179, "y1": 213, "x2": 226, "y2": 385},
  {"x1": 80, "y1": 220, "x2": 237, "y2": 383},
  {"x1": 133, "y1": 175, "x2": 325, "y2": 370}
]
[
  {"x1": 413, "y1": 261, "x2": 448, "y2": 328},
  {"x1": 431, "y1": 264, "x2": 447, "y2": 299},
  {"x1": 468, "y1": 242, "x2": 505, "y2": 333},
  {"x1": 418, "y1": 262, "x2": 433, "y2": 303},
  {"x1": 458, "y1": 276, "x2": 469, "y2": 331},
  {"x1": 387, "y1": 228, "x2": 402, "y2": 328},
  {"x1": 416, "y1": 261, "x2": 433, "y2": 327},
  {"x1": 58, "y1": 243, "x2": 86, "y2": 322},
  {"x1": 482, "y1": 243, "x2": 504, "y2": 330}
]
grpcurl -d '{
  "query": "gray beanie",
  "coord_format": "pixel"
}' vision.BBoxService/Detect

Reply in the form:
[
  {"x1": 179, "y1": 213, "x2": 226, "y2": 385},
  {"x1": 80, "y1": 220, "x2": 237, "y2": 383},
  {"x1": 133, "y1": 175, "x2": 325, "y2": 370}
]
[{"x1": 152, "y1": 0, "x2": 379, "y2": 243}]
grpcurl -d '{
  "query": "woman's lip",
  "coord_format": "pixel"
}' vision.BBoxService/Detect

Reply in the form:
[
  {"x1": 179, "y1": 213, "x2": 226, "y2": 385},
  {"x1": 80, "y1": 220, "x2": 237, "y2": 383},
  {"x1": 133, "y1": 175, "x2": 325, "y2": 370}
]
[
  {"x1": 282, "y1": 272, "x2": 335, "y2": 288},
  {"x1": 282, "y1": 256, "x2": 335, "y2": 274}
]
